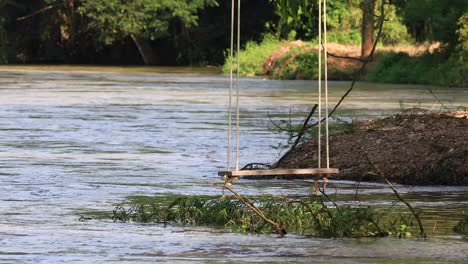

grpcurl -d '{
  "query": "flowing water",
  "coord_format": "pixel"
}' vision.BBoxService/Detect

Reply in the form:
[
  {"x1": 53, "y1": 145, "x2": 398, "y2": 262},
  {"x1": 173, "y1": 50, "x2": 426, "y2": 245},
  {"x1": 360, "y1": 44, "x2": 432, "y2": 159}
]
[{"x1": 0, "y1": 66, "x2": 467, "y2": 263}]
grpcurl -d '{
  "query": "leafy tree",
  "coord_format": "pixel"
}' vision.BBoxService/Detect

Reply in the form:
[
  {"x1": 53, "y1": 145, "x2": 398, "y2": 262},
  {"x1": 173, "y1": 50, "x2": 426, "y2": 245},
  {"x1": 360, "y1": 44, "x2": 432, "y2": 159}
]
[
  {"x1": 457, "y1": 13, "x2": 468, "y2": 51},
  {"x1": 268, "y1": 0, "x2": 315, "y2": 39},
  {"x1": 394, "y1": 0, "x2": 468, "y2": 47},
  {"x1": 268, "y1": 0, "x2": 381, "y2": 57},
  {"x1": 78, "y1": 0, "x2": 217, "y2": 64},
  {"x1": 380, "y1": 1, "x2": 410, "y2": 45},
  {"x1": 0, "y1": 1, "x2": 9, "y2": 63},
  {"x1": 267, "y1": 0, "x2": 362, "y2": 40}
]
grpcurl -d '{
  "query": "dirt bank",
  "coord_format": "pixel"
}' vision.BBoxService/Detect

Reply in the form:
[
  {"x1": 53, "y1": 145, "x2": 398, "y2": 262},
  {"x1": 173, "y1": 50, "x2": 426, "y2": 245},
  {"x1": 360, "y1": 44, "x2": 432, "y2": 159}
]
[{"x1": 277, "y1": 111, "x2": 468, "y2": 185}]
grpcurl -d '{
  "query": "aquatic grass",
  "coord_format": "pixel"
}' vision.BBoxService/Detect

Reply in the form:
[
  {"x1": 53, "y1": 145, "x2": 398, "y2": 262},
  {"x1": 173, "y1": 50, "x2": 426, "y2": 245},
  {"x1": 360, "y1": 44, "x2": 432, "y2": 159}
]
[{"x1": 112, "y1": 194, "x2": 414, "y2": 238}]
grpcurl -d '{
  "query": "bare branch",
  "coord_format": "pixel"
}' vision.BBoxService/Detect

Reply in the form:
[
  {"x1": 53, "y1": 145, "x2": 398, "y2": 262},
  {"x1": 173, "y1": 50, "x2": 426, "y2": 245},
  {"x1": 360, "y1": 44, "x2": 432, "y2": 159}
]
[
  {"x1": 365, "y1": 155, "x2": 426, "y2": 237},
  {"x1": 274, "y1": 104, "x2": 318, "y2": 168},
  {"x1": 17, "y1": 5, "x2": 58, "y2": 21},
  {"x1": 427, "y1": 87, "x2": 450, "y2": 111},
  {"x1": 210, "y1": 182, "x2": 286, "y2": 237},
  {"x1": 325, "y1": 49, "x2": 369, "y2": 62}
]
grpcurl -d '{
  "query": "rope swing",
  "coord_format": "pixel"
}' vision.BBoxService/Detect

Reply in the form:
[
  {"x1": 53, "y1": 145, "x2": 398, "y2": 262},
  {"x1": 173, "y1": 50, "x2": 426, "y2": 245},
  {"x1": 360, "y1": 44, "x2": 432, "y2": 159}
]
[{"x1": 220, "y1": 0, "x2": 338, "y2": 193}]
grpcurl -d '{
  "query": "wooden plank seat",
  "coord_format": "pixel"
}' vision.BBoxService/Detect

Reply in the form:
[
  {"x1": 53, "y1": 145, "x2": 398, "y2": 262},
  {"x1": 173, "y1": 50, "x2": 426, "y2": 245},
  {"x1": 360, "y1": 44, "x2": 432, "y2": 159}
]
[{"x1": 218, "y1": 168, "x2": 339, "y2": 178}]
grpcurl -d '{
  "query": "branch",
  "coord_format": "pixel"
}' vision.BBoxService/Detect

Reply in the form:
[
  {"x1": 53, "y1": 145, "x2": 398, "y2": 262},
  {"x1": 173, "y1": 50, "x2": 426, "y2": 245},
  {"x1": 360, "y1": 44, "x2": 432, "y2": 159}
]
[
  {"x1": 325, "y1": 49, "x2": 368, "y2": 62},
  {"x1": 210, "y1": 182, "x2": 286, "y2": 237},
  {"x1": 274, "y1": 104, "x2": 318, "y2": 168},
  {"x1": 267, "y1": 114, "x2": 289, "y2": 132},
  {"x1": 318, "y1": 188, "x2": 342, "y2": 217},
  {"x1": 427, "y1": 87, "x2": 450, "y2": 111},
  {"x1": 16, "y1": 4, "x2": 59, "y2": 21},
  {"x1": 365, "y1": 155, "x2": 425, "y2": 237}
]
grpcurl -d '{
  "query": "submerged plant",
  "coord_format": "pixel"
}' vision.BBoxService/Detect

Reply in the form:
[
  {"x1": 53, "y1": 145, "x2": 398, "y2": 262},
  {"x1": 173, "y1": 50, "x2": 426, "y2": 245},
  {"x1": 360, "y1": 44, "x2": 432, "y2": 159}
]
[{"x1": 112, "y1": 194, "x2": 414, "y2": 238}]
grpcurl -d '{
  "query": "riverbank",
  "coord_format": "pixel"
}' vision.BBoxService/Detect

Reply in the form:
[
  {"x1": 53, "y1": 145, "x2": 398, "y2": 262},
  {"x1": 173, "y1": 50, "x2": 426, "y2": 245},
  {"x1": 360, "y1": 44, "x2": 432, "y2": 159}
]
[
  {"x1": 277, "y1": 111, "x2": 468, "y2": 185},
  {"x1": 224, "y1": 37, "x2": 467, "y2": 87}
]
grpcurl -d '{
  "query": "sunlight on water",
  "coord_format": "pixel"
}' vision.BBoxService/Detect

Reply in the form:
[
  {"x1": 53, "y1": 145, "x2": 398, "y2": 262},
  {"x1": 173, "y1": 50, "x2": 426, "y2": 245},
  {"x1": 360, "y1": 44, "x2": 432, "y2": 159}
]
[{"x1": 0, "y1": 66, "x2": 467, "y2": 263}]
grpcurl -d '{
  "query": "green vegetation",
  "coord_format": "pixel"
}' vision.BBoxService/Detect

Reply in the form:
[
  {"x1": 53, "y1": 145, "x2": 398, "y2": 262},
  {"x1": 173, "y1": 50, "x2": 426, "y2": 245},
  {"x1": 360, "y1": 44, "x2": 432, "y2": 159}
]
[
  {"x1": 268, "y1": 0, "x2": 409, "y2": 45},
  {"x1": 458, "y1": 13, "x2": 468, "y2": 51},
  {"x1": 0, "y1": 0, "x2": 466, "y2": 86},
  {"x1": 365, "y1": 51, "x2": 467, "y2": 87},
  {"x1": 454, "y1": 211, "x2": 468, "y2": 235},
  {"x1": 79, "y1": 0, "x2": 216, "y2": 45},
  {"x1": 271, "y1": 45, "x2": 319, "y2": 80},
  {"x1": 112, "y1": 194, "x2": 416, "y2": 238},
  {"x1": 222, "y1": 35, "x2": 283, "y2": 76},
  {"x1": 221, "y1": 0, "x2": 467, "y2": 87},
  {"x1": 0, "y1": 0, "x2": 274, "y2": 65},
  {"x1": 77, "y1": 0, "x2": 218, "y2": 64},
  {"x1": 396, "y1": 0, "x2": 467, "y2": 47}
]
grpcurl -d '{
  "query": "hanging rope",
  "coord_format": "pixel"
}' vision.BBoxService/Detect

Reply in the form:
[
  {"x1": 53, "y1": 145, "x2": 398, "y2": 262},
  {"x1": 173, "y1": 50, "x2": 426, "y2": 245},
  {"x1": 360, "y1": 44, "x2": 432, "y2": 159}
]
[
  {"x1": 317, "y1": 0, "x2": 322, "y2": 169},
  {"x1": 317, "y1": 0, "x2": 331, "y2": 170},
  {"x1": 235, "y1": 0, "x2": 241, "y2": 171},
  {"x1": 226, "y1": 0, "x2": 241, "y2": 174},
  {"x1": 324, "y1": 0, "x2": 330, "y2": 169},
  {"x1": 227, "y1": 0, "x2": 235, "y2": 171}
]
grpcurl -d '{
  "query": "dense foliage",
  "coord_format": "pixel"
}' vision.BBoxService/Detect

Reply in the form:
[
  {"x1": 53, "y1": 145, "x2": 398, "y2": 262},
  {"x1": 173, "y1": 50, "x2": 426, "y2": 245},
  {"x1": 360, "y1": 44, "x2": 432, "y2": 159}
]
[
  {"x1": 395, "y1": 0, "x2": 468, "y2": 47},
  {"x1": 0, "y1": 0, "x2": 274, "y2": 65},
  {"x1": 365, "y1": 51, "x2": 467, "y2": 87},
  {"x1": 78, "y1": 0, "x2": 217, "y2": 46}
]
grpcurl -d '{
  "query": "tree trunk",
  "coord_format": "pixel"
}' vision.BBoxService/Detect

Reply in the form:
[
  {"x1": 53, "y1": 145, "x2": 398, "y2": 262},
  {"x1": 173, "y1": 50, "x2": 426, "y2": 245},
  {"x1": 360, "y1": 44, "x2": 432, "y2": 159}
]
[
  {"x1": 361, "y1": 0, "x2": 376, "y2": 59},
  {"x1": 130, "y1": 34, "x2": 158, "y2": 65}
]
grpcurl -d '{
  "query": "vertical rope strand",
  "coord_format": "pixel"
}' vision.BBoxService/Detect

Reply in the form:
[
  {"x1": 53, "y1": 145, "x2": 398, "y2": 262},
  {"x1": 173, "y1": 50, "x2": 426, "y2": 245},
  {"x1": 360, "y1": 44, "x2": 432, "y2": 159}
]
[
  {"x1": 317, "y1": 0, "x2": 322, "y2": 169},
  {"x1": 324, "y1": 0, "x2": 330, "y2": 169},
  {"x1": 227, "y1": 0, "x2": 235, "y2": 171},
  {"x1": 235, "y1": 0, "x2": 241, "y2": 171}
]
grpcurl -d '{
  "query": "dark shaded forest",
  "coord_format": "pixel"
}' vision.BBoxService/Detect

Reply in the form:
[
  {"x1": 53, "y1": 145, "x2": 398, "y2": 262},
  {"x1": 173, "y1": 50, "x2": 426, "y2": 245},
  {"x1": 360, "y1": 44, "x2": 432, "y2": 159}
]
[{"x1": 0, "y1": 0, "x2": 466, "y2": 68}]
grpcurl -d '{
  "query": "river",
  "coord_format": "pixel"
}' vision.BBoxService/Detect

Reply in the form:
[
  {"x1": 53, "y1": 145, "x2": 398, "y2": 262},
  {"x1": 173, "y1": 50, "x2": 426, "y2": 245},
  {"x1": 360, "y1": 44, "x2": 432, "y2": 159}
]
[{"x1": 0, "y1": 66, "x2": 467, "y2": 263}]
